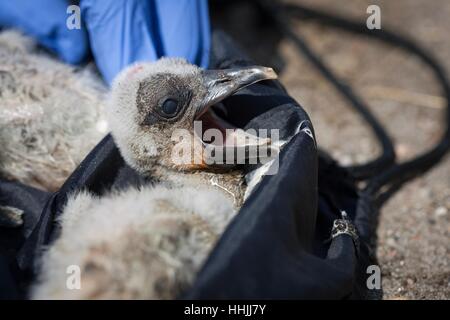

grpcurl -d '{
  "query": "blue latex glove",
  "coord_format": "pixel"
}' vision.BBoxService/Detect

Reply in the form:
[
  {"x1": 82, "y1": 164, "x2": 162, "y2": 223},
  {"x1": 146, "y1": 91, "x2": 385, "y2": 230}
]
[
  {"x1": 81, "y1": 0, "x2": 211, "y2": 84},
  {"x1": 0, "y1": 0, "x2": 89, "y2": 64},
  {"x1": 0, "y1": 0, "x2": 211, "y2": 85}
]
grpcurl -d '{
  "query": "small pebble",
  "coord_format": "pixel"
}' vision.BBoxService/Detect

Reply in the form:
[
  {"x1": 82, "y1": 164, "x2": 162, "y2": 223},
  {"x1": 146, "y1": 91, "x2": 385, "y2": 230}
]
[
  {"x1": 434, "y1": 206, "x2": 448, "y2": 217},
  {"x1": 386, "y1": 238, "x2": 397, "y2": 247}
]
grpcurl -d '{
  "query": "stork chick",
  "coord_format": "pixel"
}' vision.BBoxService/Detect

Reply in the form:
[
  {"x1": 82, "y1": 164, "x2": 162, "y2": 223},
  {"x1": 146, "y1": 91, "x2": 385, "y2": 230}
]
[
  {"x1": 32, "y1": 58, "x2": 277, "y2": 299},
  {"x1": 109, "y1": 58, "x2": 277, "y2": 205}
]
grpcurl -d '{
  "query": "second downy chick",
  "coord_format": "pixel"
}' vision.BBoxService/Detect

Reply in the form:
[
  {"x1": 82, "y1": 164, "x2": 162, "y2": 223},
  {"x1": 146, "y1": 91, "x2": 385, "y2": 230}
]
[{"x1": 0, "y1": 30, "x2": 107, "y2": 192}]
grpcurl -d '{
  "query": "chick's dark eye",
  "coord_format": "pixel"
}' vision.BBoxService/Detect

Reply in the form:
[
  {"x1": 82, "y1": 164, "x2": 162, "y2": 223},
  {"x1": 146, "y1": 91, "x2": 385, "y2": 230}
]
[{"x1": 161, "y1": 98, "x2": 179, "y2": 116}]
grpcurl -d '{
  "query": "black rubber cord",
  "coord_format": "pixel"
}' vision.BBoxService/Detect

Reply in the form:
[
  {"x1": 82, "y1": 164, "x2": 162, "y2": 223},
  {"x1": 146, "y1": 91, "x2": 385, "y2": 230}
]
[
  {"x1": 258, "y1": 1, "x2": 450, "y2": 202},
  {"x1": 257, "y1": 1, "x2": 396, "y2": 180}
]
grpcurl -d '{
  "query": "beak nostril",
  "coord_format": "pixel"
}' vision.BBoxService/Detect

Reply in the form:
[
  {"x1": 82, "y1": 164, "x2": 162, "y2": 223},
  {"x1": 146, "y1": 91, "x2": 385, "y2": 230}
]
[{"x1": 215, "y1": 78, "x2": 231, "y2": 85}]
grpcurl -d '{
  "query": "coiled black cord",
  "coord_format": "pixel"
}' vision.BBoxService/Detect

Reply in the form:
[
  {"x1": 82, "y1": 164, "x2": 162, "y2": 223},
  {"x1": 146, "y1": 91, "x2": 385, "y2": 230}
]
[{"x1": 257, "y1": 1, "x2": 450, "y2": 207}]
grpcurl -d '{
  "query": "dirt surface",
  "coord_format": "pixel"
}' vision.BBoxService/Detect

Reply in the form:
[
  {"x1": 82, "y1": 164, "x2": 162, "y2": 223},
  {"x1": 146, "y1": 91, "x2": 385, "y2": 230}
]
[{"x1": 211, "y1": 0, "x2": 449, "y2": 299}]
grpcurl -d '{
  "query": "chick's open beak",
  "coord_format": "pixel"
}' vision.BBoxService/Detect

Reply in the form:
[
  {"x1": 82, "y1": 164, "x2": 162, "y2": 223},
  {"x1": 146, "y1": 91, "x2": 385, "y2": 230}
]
[
  {"x1": 196, "y1": 66, "x2": 277, "y2": 118},
  {"x1": 193, "y1": 65, "x2": 278, "y2": 167}
]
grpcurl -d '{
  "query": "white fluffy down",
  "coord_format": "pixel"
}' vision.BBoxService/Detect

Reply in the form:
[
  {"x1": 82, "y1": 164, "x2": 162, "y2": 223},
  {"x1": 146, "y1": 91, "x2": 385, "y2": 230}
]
[
  {"x1": 0, "y1": 30, "x2": 107, "y2": 191},
  {"x1": 107, "y1": 58, "x2": 201, "y2": 171},
  {"x1": 32, "y1": 185, "x2": 235, "y2": 299}
]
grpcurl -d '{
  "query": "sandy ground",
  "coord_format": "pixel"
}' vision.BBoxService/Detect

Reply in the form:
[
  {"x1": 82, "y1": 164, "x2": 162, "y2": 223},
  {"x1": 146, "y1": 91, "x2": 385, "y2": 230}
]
[{"x1": 211, "y1": 0, "x2": 449, "y2": 299}]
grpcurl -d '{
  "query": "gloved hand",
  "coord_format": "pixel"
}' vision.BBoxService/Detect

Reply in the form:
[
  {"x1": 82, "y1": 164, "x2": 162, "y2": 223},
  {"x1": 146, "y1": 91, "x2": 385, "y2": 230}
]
[
  {"x1": 0, "y1": 0, "x2": 89, "y2": 64},
  {"x1": 81, "y1": 0, "x2": 211, "y2": 84},
  {"x1": 0, "y1": 0, "x2": 211, "y2": 85}
]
